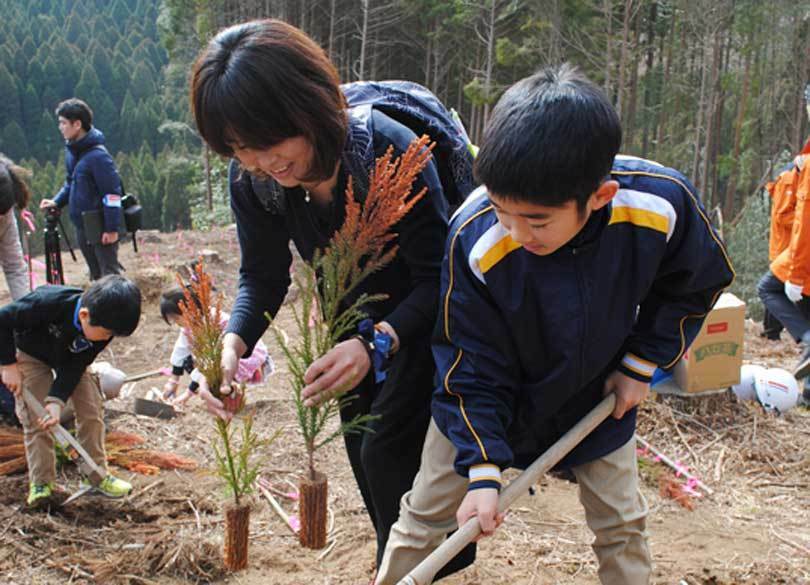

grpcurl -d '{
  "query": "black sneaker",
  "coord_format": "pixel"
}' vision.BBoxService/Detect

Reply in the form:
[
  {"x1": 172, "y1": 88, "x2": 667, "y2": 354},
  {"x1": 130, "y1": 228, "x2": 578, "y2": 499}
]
[{"x1": 795, "y1": 344, "x2": 810, "y2": 380}]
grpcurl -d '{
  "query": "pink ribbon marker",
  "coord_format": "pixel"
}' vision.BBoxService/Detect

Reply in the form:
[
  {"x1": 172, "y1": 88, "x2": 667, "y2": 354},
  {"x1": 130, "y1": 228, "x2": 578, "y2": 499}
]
[
  {"x1": 289, "y1": 515, "x2": 301, "y2": 532},
  {"x1": 20, "y1": 210, "x2": 36, "y2": 232}
]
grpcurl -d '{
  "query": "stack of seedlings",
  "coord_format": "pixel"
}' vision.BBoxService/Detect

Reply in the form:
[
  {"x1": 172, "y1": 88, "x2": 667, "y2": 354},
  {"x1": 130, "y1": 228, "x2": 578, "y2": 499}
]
[{"x1": 0, "y1": 427, "x2": 197, "y2": 477}]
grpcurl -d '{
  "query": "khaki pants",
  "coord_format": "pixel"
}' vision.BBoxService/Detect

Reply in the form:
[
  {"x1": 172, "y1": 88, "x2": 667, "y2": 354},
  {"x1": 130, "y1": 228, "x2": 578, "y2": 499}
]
[
  {"x1": 14, "y1": 352, "x2": 107, "y2": 485},
  {"x1": 377, "y1": 420, "x2": 651, "y2": 585}
]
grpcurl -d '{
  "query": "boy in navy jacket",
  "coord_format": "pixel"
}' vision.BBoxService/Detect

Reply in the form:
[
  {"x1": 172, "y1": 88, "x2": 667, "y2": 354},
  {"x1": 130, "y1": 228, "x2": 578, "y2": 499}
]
[
  {"x1": 377, "y1": 65, "x2": 734, "y2": 584},
  {"x1": 0, "y1": 275, "x2": 141, "y2": 506}
]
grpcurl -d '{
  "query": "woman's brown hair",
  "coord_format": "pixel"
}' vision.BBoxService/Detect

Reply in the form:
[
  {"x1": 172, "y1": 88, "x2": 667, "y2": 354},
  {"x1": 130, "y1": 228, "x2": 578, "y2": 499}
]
[
  {"x1": 190, "y1": 19, "x2": 348, "y2": 183},
  {"x1": 0, "y1": 153, "x2": 32, "y2": 210}
]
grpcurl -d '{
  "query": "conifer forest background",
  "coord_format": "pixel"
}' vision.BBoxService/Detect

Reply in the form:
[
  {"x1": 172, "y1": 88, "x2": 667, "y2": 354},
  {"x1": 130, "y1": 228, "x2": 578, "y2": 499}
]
[{"x1": 0, "y1": 0, "x2": 808, "y2": 312}]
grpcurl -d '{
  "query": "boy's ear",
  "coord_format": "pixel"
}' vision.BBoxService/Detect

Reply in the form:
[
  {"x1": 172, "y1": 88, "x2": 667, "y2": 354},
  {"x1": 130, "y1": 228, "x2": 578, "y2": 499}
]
[
  {"x1": 78, "y1": 307, "x2": 90, "y2": 321},
  {"x1": 589, "y1": 180, "x2": 619, "y2": 211}
]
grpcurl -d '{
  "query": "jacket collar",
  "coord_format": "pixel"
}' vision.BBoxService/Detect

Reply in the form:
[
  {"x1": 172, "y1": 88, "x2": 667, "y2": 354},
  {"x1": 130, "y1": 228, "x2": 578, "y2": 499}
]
[{"x1": 566, "y1": 204, "x2": 610, "y2": 252}]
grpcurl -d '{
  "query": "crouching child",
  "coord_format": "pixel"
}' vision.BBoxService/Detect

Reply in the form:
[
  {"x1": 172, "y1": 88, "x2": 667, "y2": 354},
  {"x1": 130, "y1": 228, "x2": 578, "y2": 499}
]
[
  {"x1": 0, "y1": 275, "x2": 141, "y2": 506},
  {"x1": 158, "y1": 285, "x2": 273, "y2": 408},
  {"x1": 376, "y1": 65, "x2": 734, "y2": 585}
]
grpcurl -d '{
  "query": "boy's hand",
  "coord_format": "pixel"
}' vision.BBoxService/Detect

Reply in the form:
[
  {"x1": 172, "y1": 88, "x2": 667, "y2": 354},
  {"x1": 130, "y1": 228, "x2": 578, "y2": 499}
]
[
  {"x1": 603, "y1": 370, "x2": 649, "y2": 419},
  {"x1": 101, "y1": 231, "x2": 119, "y2": 245},
  {"x1": 39, "y1": 402, "x2": 61, "y2": 430},
  {"x1": 39, "y1": 199, "x2": 56, "y2": 209},
  {"x1": 456, "y1": 488, "x2": 503, "y2": 541},
  {"x1": 302, "y1": 339, "x2": 371, "y2": 407},
  {"x1": 2, "y1": 363, "x2": 21, "y2": 396}
]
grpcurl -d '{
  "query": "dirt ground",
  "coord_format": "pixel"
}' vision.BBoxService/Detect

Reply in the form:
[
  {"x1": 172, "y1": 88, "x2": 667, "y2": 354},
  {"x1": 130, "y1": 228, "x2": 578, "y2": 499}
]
[{"x1": 1, "y1": 226, "x2": 809, "y2": 584}]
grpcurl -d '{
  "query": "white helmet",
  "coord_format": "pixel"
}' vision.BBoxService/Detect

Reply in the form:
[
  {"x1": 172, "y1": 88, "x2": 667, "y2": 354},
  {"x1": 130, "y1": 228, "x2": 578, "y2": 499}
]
[
  {"x1": 732, "y1": 364, "x2": 766, "y2": 401},
  {"x1": 89, "y1": 362, "x2": 127, "y2": 400},
  {"x1": 754, "y1": 367, "x2": 799, "y2": 414}
]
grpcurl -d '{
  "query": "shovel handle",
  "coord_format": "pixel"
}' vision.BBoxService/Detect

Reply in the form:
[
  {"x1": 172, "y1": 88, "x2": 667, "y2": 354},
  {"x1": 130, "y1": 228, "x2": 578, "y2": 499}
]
[
  {"x1": 21, "y1": 388, "x2": 106, "y2": 482},
  {"x1": 398, "y1": 393, "x2": 617, "y2": 585},
  {"x1": 124, "y1": 369, "x2": 166, "y2": 383}
]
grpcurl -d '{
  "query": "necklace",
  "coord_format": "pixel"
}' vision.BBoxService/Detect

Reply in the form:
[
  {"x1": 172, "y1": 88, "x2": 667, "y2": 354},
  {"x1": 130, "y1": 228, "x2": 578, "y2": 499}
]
[{"x1": 304, "y1": 189, "x2": 311, "y2": 203}]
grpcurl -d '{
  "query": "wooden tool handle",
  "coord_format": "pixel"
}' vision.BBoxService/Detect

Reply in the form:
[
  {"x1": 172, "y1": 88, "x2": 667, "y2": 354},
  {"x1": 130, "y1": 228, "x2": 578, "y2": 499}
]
[
  {"x1": 21, "y1": 387, "x2": 107, "y2": 482},
  {"x1": 398, "y1": 393, "x2": 617, "y2": 585},
  {"x1": 124, "y1": 369, "x2": 165, "y2": 383}
]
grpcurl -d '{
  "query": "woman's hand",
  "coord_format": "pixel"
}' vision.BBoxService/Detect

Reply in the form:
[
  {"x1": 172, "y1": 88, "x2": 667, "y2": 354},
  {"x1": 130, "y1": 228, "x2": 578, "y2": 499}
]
[
  {"x1": 219, "y1": 333, "x2": 246, "y2": 399},
  {"x1": 199, "y1": 377, "x2": 237, "y2": 421},
  {"x1": 301, "y1": 338, "x2": 371, "y2": 407}
]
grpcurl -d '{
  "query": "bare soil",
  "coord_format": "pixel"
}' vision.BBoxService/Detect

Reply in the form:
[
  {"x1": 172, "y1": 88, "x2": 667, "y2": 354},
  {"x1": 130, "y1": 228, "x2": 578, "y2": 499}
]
[{"x1": 1, "y1": 227, "x2": 809, "y2": 584}]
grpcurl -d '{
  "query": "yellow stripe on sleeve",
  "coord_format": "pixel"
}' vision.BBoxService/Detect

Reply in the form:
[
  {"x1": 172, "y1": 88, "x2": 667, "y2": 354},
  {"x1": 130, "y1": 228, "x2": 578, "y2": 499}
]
[
  {"x1": 608, "y1": 206, "x2": 670, "y2": 235},
  {"x1": 479, "y1": 235, "x2": 522, "y2": 274}
]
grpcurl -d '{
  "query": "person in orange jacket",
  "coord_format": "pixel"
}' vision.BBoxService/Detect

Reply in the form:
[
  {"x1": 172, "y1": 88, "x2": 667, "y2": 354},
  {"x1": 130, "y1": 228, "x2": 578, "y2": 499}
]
[
  {"x1": 757, "y1": 145, "x2": 810, "y2": 398},
  {"x1": 760, "y1": 151, "x2": 808, "y2": 339}
]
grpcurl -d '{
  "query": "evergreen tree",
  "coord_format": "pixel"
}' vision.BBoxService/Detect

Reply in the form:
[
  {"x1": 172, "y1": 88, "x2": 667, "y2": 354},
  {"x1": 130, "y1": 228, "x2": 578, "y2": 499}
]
[
  {"x1": 160, "y1": 157, "x2": 195, "y2": 231},
  {"x1": 2, "y1": 121, "x2": 29, "y2": 161},
  {"x1": 26, "y1": 60, "x2": 45, "y2": 98},
  {"x1": 0, "y1": 64, "x2": 22, "y2": 126},
  {"x1": 64, "y1": 12, "x2": 83, "y2": 44},
  {"x1": 110, "y1": 0, "x2": 131, "y2": 30},
  {"x1": 38, "y1": 110, "x2": 60, "y2": 163},
  {"x1": 21, "y1": 83, "x2": 40, "y2": 131}
]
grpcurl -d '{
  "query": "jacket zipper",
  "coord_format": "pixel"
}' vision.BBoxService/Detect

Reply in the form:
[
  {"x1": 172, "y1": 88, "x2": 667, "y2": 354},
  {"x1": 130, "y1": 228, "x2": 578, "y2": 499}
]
[{"x1": 572, "y1": 246, "x2": 587, "y2": 391}]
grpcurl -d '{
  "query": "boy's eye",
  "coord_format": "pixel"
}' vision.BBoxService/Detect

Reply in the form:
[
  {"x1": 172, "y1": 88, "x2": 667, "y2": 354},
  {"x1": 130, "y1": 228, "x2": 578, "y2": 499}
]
[{"x1": 529, "y1": 223, "x2": 549, "y2": 229}]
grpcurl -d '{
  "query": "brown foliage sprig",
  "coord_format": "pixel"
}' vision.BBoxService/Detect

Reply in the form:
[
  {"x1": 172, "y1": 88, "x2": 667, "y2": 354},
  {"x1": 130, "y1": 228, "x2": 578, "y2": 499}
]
[
  {"x1": 177, "y1": 261, "x2": 224, "y2": 396},
  {"x1": 271, "y1": 135, "x2": 434, "y2": 479},
  {"x1": 177, "y1": 261, "x2": 266, "y2": 508}
]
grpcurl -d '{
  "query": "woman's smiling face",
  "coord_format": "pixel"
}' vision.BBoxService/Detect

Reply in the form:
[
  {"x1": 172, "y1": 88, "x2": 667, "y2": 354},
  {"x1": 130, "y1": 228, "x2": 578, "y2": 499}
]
[{"x1": 231, "y1": 136, "x2": 315, "y2": 188}]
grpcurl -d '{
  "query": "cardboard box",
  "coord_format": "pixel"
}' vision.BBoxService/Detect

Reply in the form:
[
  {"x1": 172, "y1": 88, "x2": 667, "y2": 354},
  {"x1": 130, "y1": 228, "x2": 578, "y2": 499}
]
[{"x1": 672, "y1": 292, "x2": 745, "y2": 394}]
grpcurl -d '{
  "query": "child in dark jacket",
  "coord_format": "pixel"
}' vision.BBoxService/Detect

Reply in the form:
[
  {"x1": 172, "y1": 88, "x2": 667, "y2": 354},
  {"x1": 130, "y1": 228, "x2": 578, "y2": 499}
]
[
  {"x1": 0, "y1": 275, "x2": 141, "y2": 506},
  {"x1": 377, "y1": 65, "x2": 734, "y2": 584}
]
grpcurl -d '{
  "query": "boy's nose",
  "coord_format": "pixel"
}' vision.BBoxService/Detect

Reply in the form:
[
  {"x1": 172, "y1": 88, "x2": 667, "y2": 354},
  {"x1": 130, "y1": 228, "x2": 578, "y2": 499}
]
[{"x1": 509, "y1": 221, "x2": 533, "y2": 246}]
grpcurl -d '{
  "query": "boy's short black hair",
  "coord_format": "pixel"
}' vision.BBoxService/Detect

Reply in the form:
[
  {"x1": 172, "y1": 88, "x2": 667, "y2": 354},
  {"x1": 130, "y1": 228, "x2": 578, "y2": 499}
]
[
  {"x1": 159, "y1": 285, "x2": 201, "y2": 324},
  {"x1": 474, "y1": 63, "x2": 622, "y2": 210},
  {"x1": 81, "y1": 275, "x2": 141, "y2": 336},
  {"x1": 55, "y1": 98, "x2": 93, "y2": 131}
]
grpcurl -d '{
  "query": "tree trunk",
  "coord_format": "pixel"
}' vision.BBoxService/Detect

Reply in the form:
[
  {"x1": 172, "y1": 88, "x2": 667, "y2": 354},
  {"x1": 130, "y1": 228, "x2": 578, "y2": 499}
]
[
  {"x1": 616, "y1": 0, "x2": 634, "y2": 118},
  {"x1": 692, "y1": 34, "x2": 710, "y2": 190},
  {"x1": 223, "y1": 504, "x2": 250, "y2": 571},
  {"x1": 655, "y1": 6, "x2": 676, "y2": 159},
  {"x1": 603, "y1": 0, "x2": 613, "y2": 97},
  {"x1": 723, "y1": 50, "x2": 751, "y2": 217},
  {"x1": 425, "y1": 20, "x2": 432, "y2": 88},
  {"x1": 482, "y1": 0, "x2": 497, "y2": 126},
  {"x1": 299, "y1": 471, "x2": 328, "y2": 549},
  {"x1": 624, "y1": 8, "x2": 641, "y2": 151},
  {"x1": 701, "y1": 27, "x2": 723, "y2": 206},
  {"x1": 328, "y1": 0, "x2": 337, "y2": 59},
  {"x1": 358, "y1": 0, "x2": 370, "y2": 81},
  {"x1": 203, "y1": 145, "x2": 213, "y2": 211},
  {"x1": 641, "y1": 1, "x2": 657, "y2": 157}
]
